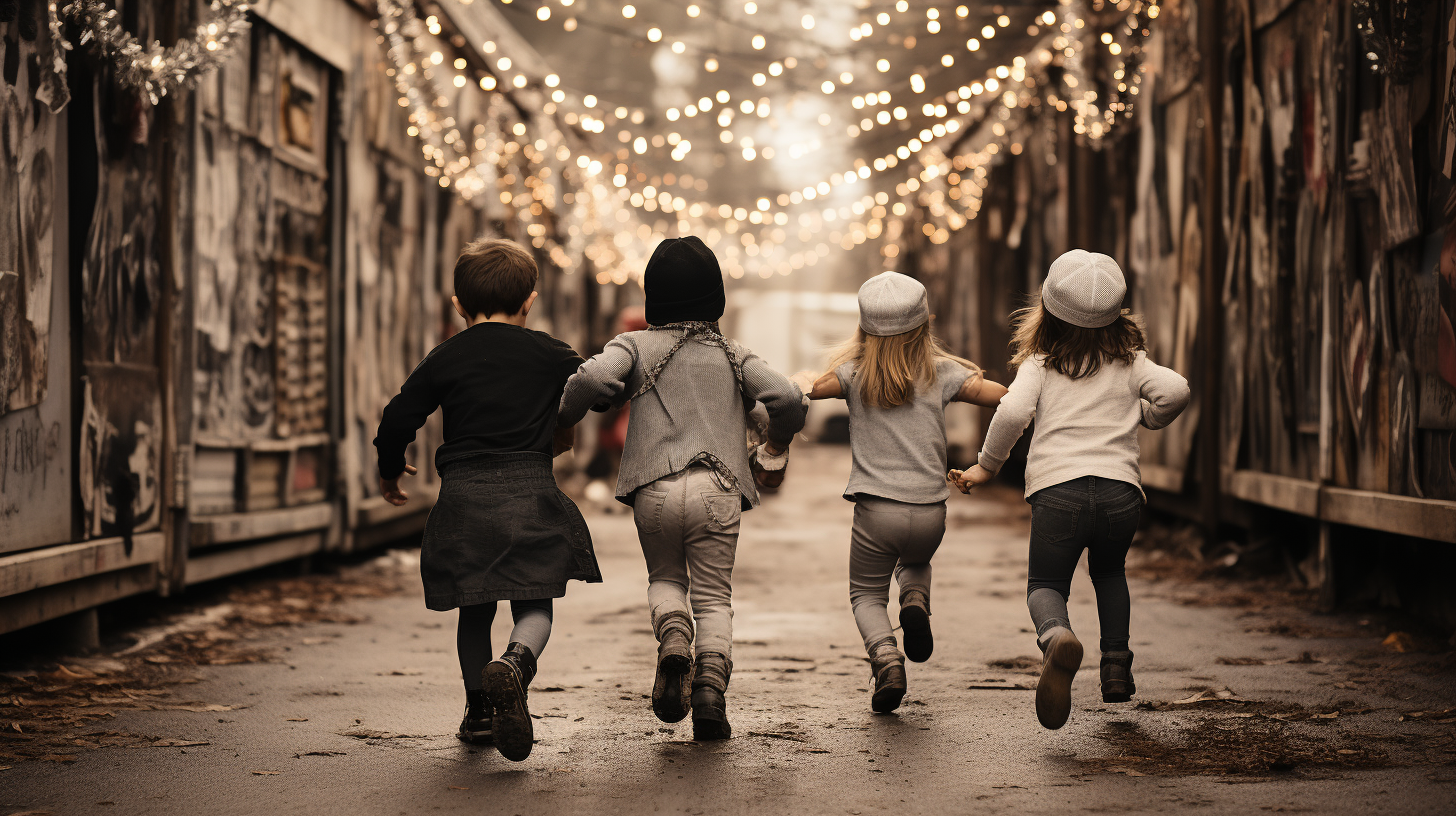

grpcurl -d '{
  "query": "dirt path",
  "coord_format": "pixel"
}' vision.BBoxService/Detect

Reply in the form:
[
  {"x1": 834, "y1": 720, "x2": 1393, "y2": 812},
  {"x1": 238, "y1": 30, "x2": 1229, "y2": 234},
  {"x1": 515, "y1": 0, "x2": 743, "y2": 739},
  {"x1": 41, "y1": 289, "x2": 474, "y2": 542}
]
[{"x1": 3, "y1": 445, "x2": 1453, "y2": 815}]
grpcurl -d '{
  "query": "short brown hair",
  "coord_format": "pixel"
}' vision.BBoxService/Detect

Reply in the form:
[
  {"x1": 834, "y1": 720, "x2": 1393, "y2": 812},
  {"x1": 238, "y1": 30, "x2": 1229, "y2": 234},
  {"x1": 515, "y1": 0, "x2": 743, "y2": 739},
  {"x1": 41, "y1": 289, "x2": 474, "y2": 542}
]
[
  {"x1": 1010, "y1": 294, "x2": 1146, "y2": 379},
  {"x1": 453, "y1": 238, "x2": 538, "y2": 318}
]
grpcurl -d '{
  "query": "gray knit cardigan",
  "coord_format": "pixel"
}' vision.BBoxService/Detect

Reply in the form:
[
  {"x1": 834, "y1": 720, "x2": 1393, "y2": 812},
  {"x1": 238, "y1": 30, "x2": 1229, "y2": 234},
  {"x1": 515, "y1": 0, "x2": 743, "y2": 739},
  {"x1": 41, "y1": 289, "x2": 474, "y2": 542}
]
[{"x1": 559, "y1": 329, "x2": 806, "y2": 509}]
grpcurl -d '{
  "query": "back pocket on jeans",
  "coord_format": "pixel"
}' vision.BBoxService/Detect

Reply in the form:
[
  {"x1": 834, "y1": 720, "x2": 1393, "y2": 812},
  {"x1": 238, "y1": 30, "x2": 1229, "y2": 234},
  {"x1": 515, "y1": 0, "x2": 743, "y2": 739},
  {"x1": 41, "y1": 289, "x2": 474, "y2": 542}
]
[
  {"x1": 703, "y1": 493, "x2": 741, "y2": 533},
  {"x1": 1031, "y1": 497, "x2": 1080, "y2": 544}
]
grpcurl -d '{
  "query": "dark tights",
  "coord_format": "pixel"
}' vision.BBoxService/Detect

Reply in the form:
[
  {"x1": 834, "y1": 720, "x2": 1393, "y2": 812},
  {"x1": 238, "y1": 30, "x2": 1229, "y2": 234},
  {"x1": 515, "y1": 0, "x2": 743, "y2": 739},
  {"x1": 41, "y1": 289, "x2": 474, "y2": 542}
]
[{"x1": 456, "y1": 599, "x2": 553, "y2": 691}]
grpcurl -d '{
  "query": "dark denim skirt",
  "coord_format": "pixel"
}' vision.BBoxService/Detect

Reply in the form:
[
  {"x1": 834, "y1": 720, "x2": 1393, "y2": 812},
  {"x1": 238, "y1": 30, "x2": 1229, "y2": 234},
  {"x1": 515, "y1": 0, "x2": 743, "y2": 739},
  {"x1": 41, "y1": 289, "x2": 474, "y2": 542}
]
[{"x1": 421, "y1": 452, "x2": 600, "y2": 610}]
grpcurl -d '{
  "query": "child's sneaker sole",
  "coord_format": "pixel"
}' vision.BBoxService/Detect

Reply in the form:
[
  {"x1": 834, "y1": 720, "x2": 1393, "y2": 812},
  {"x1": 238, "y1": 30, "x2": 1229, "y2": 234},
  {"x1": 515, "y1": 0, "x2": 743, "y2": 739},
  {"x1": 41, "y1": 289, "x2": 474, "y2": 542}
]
[
  {"x1": 899, "y1": 604, "x2": 933, "y2": 663},
  {"x1": 1035, "y1": 630, "x2": 1083, "y2": 730},
  {"x1": 484, "y1": 661, "x2": 534, "y2": 761},
  {"x1": 652, "y1": 652, "x2": 693, "y2": 723}
]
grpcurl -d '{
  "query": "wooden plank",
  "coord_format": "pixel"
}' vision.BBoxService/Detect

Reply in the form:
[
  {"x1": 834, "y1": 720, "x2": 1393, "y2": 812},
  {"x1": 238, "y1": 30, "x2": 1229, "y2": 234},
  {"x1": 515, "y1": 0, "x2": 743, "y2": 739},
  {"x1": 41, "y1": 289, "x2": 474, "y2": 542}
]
[
  {"x1": 184, "y1": 532, "x2": 325, "y2": 586},
  {"x1": 352, "y1": 511, "x2": 430, "y2": 552},
  {"x1": 190, "y1": 502, "x2": 334, "y2": 548},
  {"x1": 0, "y1": 565, "x2": 158, "y2": 635},
  {"x1": 1227, "y1": 470, "x2": 1321, "y2": 518},
  {"x1": 0, "y1": 533, "x2": 167, "y2": 599},
  {"x1": 356, "y1": 485, "x2": 439, "y2": 528},
  {"x1": 1142, "y1": 464, "x2": 1185, "y2": 494},
  {"x1": 1321, "y1": 488, "x2": 1456, "y2": 544}
]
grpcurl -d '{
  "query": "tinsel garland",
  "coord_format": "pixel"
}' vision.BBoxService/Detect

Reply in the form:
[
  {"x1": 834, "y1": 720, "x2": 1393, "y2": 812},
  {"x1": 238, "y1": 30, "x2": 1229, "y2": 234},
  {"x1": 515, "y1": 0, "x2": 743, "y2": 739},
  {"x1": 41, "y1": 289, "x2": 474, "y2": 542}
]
[{"x1": 52, "y1": 0, "x2": 252, "y2": 106}]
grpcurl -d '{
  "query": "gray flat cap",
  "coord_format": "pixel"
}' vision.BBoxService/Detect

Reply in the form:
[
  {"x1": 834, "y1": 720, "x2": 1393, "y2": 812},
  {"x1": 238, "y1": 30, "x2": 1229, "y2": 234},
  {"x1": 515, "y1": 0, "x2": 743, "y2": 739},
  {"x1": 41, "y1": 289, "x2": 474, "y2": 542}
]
[
  {"x1": 858, "y1": 271, "x2": 930, "y2": 336},
  {"x1": 1042, "y1": 250, "x2": 1127, "y2": 328}
]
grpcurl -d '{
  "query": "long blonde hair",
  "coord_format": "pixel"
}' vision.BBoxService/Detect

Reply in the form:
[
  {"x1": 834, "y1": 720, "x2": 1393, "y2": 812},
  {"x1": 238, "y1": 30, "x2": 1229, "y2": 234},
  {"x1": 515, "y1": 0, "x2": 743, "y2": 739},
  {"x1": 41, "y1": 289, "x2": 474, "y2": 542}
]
[
  {"x1": 828, "y1": 322, "x2": 981, "y2": 409},
  {"x1": 1010, "y1": 293, "x2": 1146, "y2": 379}
]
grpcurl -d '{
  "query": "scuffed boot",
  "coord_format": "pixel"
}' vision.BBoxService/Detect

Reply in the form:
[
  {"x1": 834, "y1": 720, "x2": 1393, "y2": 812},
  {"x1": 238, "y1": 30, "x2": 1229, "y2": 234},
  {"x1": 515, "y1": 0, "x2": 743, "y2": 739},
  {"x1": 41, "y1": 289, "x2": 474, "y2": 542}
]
[
  {"x1": 868, "y1": 637, "x2": 907, "y2": 714},
  {"x1": 652, "y1": 611, "x2": 694, "y2": 724},
  {"x1": 690, "y1": 652, "x2": 733, "y2": 740},
  {"x1": 484, "y1": 642, "x2": 538, "y2": 761},
  {"x1": 457, "y1": 688, "x2": 492, "y2": 745},
  {"x1": 1100, "y1": 650, "x2": 1136, "y2": 703},
  {"x1": 1035, "y1": 627, "x2": 1083, "y2": 730},
  {"x1": 898, "y1": 588, "x2": 933, "y2": 663}
]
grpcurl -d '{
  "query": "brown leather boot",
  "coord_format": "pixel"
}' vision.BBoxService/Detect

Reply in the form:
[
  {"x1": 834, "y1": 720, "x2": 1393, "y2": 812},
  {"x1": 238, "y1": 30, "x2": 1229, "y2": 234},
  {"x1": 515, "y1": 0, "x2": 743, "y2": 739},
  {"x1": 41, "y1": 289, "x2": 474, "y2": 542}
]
[
  {"x1": 484, "y1": 642, "x2": 537, "y2": 761},
  {"x1": 1035, "y1": 627, "x2": 1083, "y2": 730},
  {"x1": 898, "y1": 588, "x2": 933, "y2": 663},
  {"x1": 691, "y1": 652, "x2": 733, "y2": 740},
  {"x1": 652, "y1": 611, "x2": 694, "y2": 723},
  {"x1": 1100, "y1": 650, "x2": 1136, "y2": 703},
  {"x1": 868, "y1": 637, "x2": 907, "y2": 714}
]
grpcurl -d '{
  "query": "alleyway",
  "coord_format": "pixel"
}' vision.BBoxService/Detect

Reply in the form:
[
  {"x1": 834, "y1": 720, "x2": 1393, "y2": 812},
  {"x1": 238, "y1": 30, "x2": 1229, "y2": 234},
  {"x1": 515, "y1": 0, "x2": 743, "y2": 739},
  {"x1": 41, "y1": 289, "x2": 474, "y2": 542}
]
[{"x1": 2, "y1": 446, "x2": 1453, "y2": 815}]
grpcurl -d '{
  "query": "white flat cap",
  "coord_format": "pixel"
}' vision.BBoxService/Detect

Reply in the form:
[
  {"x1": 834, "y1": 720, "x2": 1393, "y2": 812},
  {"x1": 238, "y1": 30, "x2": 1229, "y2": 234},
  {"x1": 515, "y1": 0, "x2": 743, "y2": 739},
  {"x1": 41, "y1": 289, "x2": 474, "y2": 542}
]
[
  {"x1": 858, "y1": 271, "x2": 930, "y2": 336},
  {"x1": 1042, "y1": 250, "x2": 1127, "y2": 328}
]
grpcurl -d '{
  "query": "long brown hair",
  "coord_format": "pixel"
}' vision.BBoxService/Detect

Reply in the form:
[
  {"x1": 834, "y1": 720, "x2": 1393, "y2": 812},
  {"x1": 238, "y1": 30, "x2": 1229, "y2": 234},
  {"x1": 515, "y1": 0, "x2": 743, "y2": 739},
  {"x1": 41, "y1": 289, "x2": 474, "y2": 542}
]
[
  {"x1": 1010, "y1": 293, "x2": 1146, "y2": 379},
  {"x1": 828, "y1": 323, "x2": 981, "y2": 409}
]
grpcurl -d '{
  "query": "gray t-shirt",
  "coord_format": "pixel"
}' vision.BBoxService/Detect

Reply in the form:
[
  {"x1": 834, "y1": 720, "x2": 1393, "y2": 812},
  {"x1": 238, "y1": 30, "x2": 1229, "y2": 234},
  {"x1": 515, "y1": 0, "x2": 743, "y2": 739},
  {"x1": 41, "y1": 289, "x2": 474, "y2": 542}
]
[{"x1": 835, "y1": 358, "x2": 974, "y2": 504}]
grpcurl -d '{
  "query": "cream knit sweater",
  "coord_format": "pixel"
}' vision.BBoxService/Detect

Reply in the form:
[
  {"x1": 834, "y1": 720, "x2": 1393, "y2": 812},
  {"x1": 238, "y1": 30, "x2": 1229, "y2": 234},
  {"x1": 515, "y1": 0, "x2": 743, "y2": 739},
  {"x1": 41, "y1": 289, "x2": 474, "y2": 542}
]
[{"x1": 976, "y1": 351, "x2": 1191, "y2": 498}]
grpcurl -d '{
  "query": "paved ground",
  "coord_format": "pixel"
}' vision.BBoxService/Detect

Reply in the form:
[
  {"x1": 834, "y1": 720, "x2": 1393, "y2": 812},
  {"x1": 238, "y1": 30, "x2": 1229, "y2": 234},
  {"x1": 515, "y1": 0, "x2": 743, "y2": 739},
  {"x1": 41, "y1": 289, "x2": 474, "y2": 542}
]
[{"x1": 3, "y1": 445, "x2": 1454, "y2": 815}]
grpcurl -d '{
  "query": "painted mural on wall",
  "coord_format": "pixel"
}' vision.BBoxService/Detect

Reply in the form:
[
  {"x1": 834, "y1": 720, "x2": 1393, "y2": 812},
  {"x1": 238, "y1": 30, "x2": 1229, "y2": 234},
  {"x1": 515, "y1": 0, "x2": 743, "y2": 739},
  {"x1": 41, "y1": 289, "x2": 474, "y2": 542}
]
[
  {"x1": 0, "y1": 25, "x2": 58, "y2": 415},
  {"x1": 79, "y1": 66, "x2": 165, "y2": 539}
]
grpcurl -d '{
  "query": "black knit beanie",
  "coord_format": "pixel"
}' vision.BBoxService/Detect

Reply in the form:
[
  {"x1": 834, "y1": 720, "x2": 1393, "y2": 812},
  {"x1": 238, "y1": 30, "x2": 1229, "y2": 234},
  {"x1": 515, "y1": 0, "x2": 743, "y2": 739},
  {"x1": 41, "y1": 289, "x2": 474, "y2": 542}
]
[{"x1": 642, "y1": 236, "x2": 725, "y2": 325}]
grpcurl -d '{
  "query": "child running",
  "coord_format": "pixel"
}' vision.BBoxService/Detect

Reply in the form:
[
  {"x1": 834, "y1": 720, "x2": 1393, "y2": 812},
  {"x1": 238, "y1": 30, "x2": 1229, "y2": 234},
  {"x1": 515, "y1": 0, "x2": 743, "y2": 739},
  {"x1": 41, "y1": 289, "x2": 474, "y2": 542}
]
[
  {"x1": 950, "y1": 249, "x2": 1190, "y2": 730},
  {"x1": 794, "y1": 272, "x2": 1007, "y2": 714},
  {"x1": 559, "y1": 236, "x2": 805, "y2": 740},
  {"x1": 374, "y1": 238, "x2": 601, "y2": 761}
]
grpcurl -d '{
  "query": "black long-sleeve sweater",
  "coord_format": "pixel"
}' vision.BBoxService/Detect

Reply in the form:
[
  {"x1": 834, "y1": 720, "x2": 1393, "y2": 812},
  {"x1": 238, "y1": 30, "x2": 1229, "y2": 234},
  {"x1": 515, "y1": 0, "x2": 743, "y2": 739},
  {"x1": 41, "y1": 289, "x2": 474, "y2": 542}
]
[{"x1": 373, "y1": 322, "x2": 584, "y2": 480}]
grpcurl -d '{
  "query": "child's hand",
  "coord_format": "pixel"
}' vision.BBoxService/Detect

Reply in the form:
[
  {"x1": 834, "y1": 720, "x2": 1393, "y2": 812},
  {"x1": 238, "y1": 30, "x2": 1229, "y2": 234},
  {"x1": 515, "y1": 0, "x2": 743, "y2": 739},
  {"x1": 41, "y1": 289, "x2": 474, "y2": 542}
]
[
  {"x1": 790, "y1": 370, "x2": 818, "y2": 393},
  {"x1": 380, "y1": 464, "x2": 418, "y2": 506},
  {"x1": 947, "y1": 464, "x2": 993, "y2": 494}
]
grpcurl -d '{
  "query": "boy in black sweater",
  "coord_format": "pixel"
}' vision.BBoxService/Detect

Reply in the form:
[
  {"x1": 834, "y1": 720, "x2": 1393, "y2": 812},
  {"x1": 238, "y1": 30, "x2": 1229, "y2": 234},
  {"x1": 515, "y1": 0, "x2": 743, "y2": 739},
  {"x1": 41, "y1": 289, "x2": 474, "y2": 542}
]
[{"x1": 373, "y1": 239, "x2": 600, "y2": 762}]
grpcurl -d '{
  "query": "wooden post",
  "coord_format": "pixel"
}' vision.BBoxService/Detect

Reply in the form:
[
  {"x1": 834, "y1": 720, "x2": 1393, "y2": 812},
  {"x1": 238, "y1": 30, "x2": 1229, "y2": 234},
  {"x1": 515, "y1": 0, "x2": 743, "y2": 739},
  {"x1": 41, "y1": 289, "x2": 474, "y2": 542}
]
[{"x1": 1198, "y1": 0, "x2": 1226, "y2": 540}]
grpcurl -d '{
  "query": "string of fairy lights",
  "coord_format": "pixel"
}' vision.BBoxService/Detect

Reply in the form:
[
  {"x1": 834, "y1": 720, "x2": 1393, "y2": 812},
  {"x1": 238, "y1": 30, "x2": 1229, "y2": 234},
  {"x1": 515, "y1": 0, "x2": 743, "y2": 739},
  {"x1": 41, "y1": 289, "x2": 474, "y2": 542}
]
[
  {"x1": 371, "y1": 0, "x2": 1161, "y2": 283},
  {"x1": 39, "y1": 0, "x2": 1161, "y2": 283}
]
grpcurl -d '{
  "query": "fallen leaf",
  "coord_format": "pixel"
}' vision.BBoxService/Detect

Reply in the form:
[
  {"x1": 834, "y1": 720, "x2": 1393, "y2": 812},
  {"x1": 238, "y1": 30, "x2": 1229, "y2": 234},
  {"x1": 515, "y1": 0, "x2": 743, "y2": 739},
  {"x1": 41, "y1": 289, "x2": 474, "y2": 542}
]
[
  {"x1": 285, "y1": 718, "x2": 309, "y2": 722},
  {"x1": 143, "y1": 656, "x2": 173, "y2": 665},
  {"x1": 251, "y1": 770, "x2": 281, "y2": 776},
  {"x1": 1382, "y1": 632, "x2": 1415, "y2": 653},
  {"x1": 0, "y1": 765, "x2": 12, "y2": 771},
  {"x1": 339, "y1": 728, "x2": 426, "y2": 740},
  {"x1": 1215, "y1": 657, "x2": 1268, "y2": 666},
  {"x1": 1171, "y1": 687, "x2": 1244, "y2": 705},
  {"x1": 1311, "y1": 712, "x2": 1339, "y2": 720},
  {"x1": 152, "y1": 704, "x2": 246, "y2": 713},
  {"x1": 148, "y1": 739, "x2": 210, "y2": 747},
  {"x1": 294, "y1": 751, "x2": 346, "y2": 757},
  {"x1": 447, "y1": 786, "x2": 469, "y2": 791}
]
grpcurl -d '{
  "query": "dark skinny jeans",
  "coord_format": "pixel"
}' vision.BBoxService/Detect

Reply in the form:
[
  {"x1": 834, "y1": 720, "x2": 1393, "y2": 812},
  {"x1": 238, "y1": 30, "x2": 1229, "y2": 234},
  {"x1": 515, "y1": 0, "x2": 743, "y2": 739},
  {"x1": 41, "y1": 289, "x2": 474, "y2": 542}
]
[{"x1": 1026, "y1": 476, "x2": 1142, "y2": 654}]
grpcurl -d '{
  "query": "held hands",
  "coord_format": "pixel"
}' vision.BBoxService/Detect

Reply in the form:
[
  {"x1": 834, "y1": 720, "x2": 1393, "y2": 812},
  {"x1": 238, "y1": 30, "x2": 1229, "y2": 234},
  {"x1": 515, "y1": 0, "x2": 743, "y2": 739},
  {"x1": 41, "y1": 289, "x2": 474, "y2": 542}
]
[
  {"x1": 790, "y1": 370, "x2": 818, "y2": 394},
  {"x1": 947, "y1": 463, "x2": 993, "y2": 494},
  {"x1": 380, "y1": 464, "x2": 418, "y2": 506},
  {"x1": 750, "y1": 440, "x2": 789, "y2": 489}
]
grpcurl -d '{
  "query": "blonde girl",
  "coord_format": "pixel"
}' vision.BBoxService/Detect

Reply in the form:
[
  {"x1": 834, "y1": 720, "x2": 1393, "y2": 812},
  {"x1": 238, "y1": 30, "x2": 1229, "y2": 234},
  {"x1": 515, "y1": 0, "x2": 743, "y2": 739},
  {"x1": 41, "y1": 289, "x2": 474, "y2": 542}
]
[
  {"x1": 795, "y1": 272, "x2": 1007, "y2": 713},
  {"x1": 951, "y1": 249, "x2": 1189, "y2": 731}
]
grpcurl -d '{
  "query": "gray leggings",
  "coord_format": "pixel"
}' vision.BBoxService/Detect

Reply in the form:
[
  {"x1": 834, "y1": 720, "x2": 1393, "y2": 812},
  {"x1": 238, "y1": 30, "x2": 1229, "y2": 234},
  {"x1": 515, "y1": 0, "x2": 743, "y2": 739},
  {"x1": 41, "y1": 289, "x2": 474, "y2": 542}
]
[
  {"x1": 848, "y1": 496, "x2": 947, "y2": 651},
  {"x1": 456, "y1": 599, "x2": 553, "y2": 691}
]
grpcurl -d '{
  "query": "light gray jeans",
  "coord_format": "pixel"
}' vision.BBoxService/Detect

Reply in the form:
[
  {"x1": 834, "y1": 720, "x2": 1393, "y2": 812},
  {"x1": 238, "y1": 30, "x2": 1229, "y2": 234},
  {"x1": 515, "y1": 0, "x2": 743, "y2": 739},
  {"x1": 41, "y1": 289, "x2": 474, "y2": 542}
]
[
  {"x1": 849, "y1": 496, "x2": 947, "y2": 651},
  {"x1": 633, "y1": 465, "x2": 742, "y2": 658}
]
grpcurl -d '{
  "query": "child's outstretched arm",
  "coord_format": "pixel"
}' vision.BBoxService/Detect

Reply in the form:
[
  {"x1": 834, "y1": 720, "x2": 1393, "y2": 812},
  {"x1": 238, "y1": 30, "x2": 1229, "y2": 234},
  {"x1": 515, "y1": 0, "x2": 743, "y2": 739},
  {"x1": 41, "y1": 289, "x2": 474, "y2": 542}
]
[
  {"x1": 791, "y1": 370, "x2": 844, "y2": 400},
  {"x1": 374, "y1": 359, "x2": 440, "y2": 506},
  {"x1": 558, "y1": 337, "x2": 638, "y2": 428},
  {"x1": 1135, "y1": 354, "x2": 1192, "y2": 430},
  {"x1": 742, "y1": 355, "x2": 807, "y2": 453},
  {"x1": 952, "y1": 372, "x2": 1009, "y2": 407},
  {"x1": 949, "y1": 360, "x2": 1044, "y2": 492}
]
